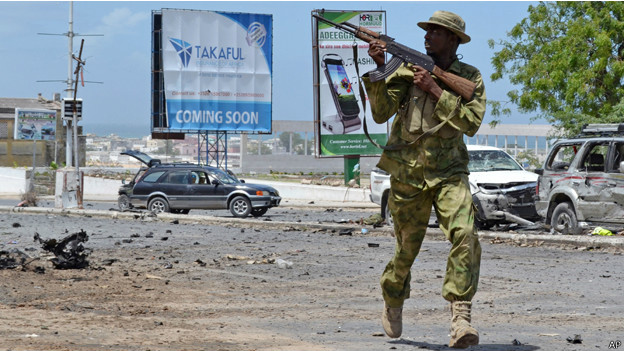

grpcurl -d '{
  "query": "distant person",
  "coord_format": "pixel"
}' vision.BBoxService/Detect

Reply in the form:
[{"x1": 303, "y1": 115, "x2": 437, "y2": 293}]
[{"x1": 363, "y1": 10, "x2": 486, "y2": 348}]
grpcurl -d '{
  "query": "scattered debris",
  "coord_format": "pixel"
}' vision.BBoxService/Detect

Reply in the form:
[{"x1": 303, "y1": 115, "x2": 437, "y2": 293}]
[
  {"x1": 276, "y1": 258, "x2": 293, "y2": 269},
  {"x1": 338, "y1": 229, "x2": 353, "y2": 236},
  {"x1": 512, "y1": 339, "x2": 522, "y2": 345},
  {"x1": 226, "y1": 254, "x2": 250, "y2": 261},
  {"x1": 34, "y1": 230, "x2": 90, "y2": 269},
  {"x1": 18, "y1": 191, "x2": 38, "y2": 207},
  {"x1": 101, "y1": 258, "x2": 117, "y2": 266},
  {"x1": 367, "y1": 243, "x2": 379, "y2": 248},
  {"x1": 363, "y1": 213, "x2": 384, "y2": 226},
  {"x1": 566, "y1": 334, "x2": 583, "y2": 344},
  {"x1": 591, "y1": 227, "x2": 613, "y2": 236},
  {"x1": 0, "y1": 249, "x2": 31, "y2": 269}
]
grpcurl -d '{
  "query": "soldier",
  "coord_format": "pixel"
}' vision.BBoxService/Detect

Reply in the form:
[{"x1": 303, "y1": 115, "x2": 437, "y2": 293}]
[{"x1": 362, "y1": 10, "x2": 486, "y2": 348}]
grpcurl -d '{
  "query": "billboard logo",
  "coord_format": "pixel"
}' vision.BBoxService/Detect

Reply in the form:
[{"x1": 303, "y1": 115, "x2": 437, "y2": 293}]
[
  {"x1": 246, "y1": 22, "x2": 267, "y2": 47},
  {"x1": 169, "y1": 38, "x2": 193, "y2": 67},
  {"x1": 359, "y1": 13, "x2": 383, "y2": 26}
]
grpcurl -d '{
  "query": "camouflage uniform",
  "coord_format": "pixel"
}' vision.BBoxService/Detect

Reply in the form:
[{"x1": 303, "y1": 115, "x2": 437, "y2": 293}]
[{"x1": 362, "y1": 60, "x2": 486, "y2": 307}]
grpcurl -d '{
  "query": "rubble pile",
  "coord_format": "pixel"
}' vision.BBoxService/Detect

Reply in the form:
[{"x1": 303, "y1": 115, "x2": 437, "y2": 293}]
[{"x1": 34, "y1": 230, "x2": 90, "y2": 269}]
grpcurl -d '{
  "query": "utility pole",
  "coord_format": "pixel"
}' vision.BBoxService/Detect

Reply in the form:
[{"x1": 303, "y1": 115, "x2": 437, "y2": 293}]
[
  {"x1": 37, "y1": 0, "x2": 102, "y2": 208},
  {"x1": 66, "y1": 1, "x2": 75, "y2": 169}
]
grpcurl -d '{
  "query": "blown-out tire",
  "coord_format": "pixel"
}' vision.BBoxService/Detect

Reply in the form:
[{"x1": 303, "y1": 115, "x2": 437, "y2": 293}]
[
  {"x1": 118, "y1": 194, "x2": 132, "y2": 211},
  {"x1": 148, "y1": 197, "x2": 169, "y2": 214},
  {"x1": 550, "y1": 202, "x2": 581, "y2": 234},
  {"x1": 230, "y1": 196, "x2": 252, "y2": 218},
  {"x1": 383, "y1": 202, "x2": 394, "y2": 227}
]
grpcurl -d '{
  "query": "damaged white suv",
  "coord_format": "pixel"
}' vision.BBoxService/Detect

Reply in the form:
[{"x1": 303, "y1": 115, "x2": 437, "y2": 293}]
[
  {"x1": 370, "y1": 145, "x2": 539, "y2": 229},
  {"x1": 535, "y1": 124, "x2": 624, "y2": 234}
]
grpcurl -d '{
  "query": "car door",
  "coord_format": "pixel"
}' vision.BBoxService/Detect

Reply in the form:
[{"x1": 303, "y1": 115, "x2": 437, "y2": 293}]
[
  {"x1": 160, "y1": 170, "x2": 190, "y2": 208},
  {"x1": 602, "y1": 141, "x2": 624, "y2": 222},
  {"x1": 575, "y1": 141, "x2": 619, "y2": 221},
  {"x1": 185, "y1": 170, "x2": 230, "y2": 209}
]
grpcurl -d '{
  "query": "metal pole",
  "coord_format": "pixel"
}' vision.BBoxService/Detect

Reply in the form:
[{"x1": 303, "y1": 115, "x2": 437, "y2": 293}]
[
  {"x1": 72, "y1": 38, "x2": 85, "y2": 208},
  {"x1": 66, "y1": 1, "x2": 74, "y2": 167},
  {"x1": 30, "y1": 139, "x2": 36, "y2": 192}
]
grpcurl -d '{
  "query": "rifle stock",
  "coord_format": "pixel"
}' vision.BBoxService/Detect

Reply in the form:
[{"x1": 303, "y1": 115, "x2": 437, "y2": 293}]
[{"x1": 314, "y1": 13, "x2": 477, "y2": 100}]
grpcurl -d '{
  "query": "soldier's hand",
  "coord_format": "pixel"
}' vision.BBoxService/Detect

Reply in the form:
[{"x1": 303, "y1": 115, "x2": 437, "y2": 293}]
[
  {"x1": 368, "y1": 40, "x2": 386, "y2": 67},
  {"x1": 411, "y1": 65, "x2": 443, "y2": 101}
]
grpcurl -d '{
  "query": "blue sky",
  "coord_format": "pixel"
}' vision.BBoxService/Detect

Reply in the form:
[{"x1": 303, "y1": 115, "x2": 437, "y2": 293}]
[{"x1": 0, "y1": 1, "x2": 542, "y2": 138}]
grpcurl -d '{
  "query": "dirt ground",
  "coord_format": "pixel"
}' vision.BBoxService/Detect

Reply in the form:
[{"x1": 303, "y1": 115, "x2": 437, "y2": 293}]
[{"x1": 1, "y1": 208, "x2": 623, "y2": 351}]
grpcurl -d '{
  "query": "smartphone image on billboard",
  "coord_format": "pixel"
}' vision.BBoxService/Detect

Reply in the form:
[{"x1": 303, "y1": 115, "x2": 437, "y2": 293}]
[{"x1": 321, "y1": 54, "x2": 361, "y2": 134}]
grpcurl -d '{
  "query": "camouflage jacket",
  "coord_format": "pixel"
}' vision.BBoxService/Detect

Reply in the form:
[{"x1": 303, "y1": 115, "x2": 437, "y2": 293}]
[{"x1": 362, "y1": 59, "x2": 486, "y2": 188}]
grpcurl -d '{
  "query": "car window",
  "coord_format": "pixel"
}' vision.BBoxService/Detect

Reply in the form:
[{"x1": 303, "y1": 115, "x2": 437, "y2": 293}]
[
  {"x1": 468, "y1": 150, "x2": 523, "y2": 172},
  {"x1": 209, "y1": 168, "x2": 239, "y2": 184},
  {"x1": 142, "y1": 171, "x2": 165, "y2": 183},
  {"x1": 545, "y1": 142, "x2": 583, "y2": 171},
  {"x1": 610, "y1": 142, "x2": 624, "y2": 172},
  {"x1": 190, "y1": 171, "x2": 209, "y2": 184},
  {"x1": 163, "y1": 171, "x2": 189, "y2": 184},
  {"x1": 579, "y1": 143, "x2": 609, "y2": 172},
  {"x1": 132, "y1": 169, "x2": 148, "y2": 183}
]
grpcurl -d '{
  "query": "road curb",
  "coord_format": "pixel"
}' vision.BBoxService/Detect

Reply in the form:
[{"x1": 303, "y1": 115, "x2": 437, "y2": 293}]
[{"x1": 2, "y1": 206, "x2": 623, "y2": 250}]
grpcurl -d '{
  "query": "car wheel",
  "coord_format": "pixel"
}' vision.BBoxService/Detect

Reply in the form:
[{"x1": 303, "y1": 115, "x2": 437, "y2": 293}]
[
  {"x1": 383, "y1": 202, "x2": 394, "y2": 227},
  {"x1": 230, "y1": 196, "x2": 252, "y2": 218},
  {"x1": 118, "y1": 194, "x2": 132, "y2": 211},
  {"x1": 551, "y1": 202, "x2": 580, "y2": 234},
  {"x1": 251, "y1": 208, "x2": 268, "y2": 217},
  {"x1": 148, "y1": 197, "x2": 169, "y2": 214}
]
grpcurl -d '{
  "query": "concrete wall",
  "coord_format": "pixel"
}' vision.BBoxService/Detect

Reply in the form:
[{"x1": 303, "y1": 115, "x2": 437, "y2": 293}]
[
  {"x1": 0, "y1": 167, "x2": 371, "y2": 203},
  {"x1": 240, "y1": 154, "x2": 379, "y2": 175},
  {"x1": 0, "y1": 168, "x2": 27, "y2": 195}
]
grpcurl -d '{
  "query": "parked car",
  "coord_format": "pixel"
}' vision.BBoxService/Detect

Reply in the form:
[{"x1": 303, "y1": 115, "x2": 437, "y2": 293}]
[
  {"x1": 118, "y1": 150, "x2": 281, "y2": 218},
  {"x1": 535, "y1": 123, "x2": 624, "y2": 234},
  {"x1": 370, "y1": 145, "x2": 539, "y2": 229}
]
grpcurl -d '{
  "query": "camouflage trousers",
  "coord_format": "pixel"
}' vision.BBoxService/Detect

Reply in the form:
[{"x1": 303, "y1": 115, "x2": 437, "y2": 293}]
[{"x1": 381, "y1": 175, "x2": 481, "y2": 307}]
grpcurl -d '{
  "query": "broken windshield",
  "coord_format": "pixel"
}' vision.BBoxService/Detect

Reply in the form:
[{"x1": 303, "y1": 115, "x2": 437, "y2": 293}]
[{"x1": 468, "y1": 150, "x2": 523, "y2": 172}]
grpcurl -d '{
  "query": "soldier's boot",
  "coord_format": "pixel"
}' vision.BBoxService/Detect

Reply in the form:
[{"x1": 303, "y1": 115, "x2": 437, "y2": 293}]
[
  {"x1": 382, "y1": 304, "x2": 403, "y2": 338},
  {"x1": 449, "y1": 301, "x2": 479, "y2": 348}
]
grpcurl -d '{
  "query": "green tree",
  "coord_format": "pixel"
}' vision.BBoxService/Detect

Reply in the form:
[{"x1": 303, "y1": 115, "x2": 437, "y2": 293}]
[
  {"x1": 278, "y1": 132, "x2": 305, "y2": 153},
  {"x1": 515, "y1": 150, "x2": 541, "y2": 170},
  {"x1": 247, "y1": 142, "x2": 272, "y2": 155},
  {"x1": 489, "y1": 2, "x2": 624, "y2": 136}
]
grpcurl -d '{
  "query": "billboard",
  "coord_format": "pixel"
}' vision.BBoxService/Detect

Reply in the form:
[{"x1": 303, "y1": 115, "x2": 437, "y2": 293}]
[
  {"x1": 14, "y1": 108, "x2": 57, "y2": 141},
  {"x1": 160, "y1": 9, "x2": 273, "y2": 133},
  {"x1": 314, "y1": 10, "x2": 388, "y2": 157}
]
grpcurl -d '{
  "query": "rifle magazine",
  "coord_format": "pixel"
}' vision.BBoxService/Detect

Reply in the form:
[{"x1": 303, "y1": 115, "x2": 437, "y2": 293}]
[{"x1": 368, "y1": 56, "x2": 403, "y2": 82}]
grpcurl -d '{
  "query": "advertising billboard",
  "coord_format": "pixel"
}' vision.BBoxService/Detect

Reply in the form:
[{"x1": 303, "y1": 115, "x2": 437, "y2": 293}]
[
  {"x1": 14, "y1": 108, "x2": 57, "y2": 141},
  {"x1": 314, "y1": 10, "x2": 388, "y2": 157},
  {"x1": 160, "y1": 9, "x2": 273, "y2": 133}
]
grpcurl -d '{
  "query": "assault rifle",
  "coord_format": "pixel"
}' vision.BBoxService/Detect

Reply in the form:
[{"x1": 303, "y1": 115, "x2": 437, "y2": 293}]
[{"x1": 313, "y1": 14, "x2": 477, "y2": 100}]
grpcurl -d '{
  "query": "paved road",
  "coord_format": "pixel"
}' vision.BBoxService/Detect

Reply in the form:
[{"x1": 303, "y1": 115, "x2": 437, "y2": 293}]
[{"x1": 1, "y1": 206, "x2": 623, "y2": 351}]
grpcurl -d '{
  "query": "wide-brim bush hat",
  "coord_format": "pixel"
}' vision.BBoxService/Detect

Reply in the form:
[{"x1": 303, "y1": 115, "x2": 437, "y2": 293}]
[{"x1": 417, "y1": 10, "x2": 471, "y2": 44}]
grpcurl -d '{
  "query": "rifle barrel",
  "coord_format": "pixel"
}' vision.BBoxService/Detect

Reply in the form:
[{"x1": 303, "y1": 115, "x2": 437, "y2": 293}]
[{"x1": 312, "y1": 14, "x2": 375, "y2": 43}]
